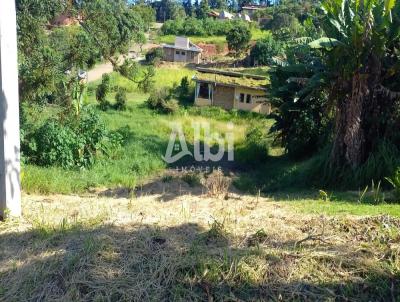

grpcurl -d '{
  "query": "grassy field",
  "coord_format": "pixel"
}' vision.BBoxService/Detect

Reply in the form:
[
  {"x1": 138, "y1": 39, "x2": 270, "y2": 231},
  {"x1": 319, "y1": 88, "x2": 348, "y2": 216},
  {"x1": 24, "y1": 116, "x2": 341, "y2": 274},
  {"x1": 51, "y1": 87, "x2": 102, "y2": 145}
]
[
  {"x1": 22, "y1": 66, "x2": 267, "y2": 194},
  {"x1": 8, "y1": 61, "x2": 400, "y2": 302},
  {"x1": 157, "y1": 28, "x2": 269, "y2": 45}
]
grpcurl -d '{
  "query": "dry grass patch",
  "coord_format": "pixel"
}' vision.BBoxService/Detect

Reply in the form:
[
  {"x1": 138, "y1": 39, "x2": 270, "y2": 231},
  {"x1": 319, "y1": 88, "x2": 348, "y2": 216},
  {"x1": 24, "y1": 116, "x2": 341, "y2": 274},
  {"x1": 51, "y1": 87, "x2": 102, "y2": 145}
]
[{"x1": 0, "y1": 191, "x2": 399, "y2": 301}]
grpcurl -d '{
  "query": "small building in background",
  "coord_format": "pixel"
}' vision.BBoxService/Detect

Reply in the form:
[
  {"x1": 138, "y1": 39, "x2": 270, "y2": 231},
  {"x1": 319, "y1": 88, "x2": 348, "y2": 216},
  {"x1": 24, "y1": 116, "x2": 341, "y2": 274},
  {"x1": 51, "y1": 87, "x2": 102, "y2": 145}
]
[
  {"x1": 219, "y1": 10, "x2": 234, "y2": 20},
  {"x1": 241, "y1": 5, "x2": 267, "y2": 19},
  {"x1": 162, "y1": 37, "x2": 203, "y2": 63},
  {"x1": 192, "y1": 68, "x2": 271, "y2": 115},
  {"x1": 237, "y1": 13, "x2": 252, "y2": 22},
  {"x1": 48, "y1": 14, "x2": 81, "y2": 28}
]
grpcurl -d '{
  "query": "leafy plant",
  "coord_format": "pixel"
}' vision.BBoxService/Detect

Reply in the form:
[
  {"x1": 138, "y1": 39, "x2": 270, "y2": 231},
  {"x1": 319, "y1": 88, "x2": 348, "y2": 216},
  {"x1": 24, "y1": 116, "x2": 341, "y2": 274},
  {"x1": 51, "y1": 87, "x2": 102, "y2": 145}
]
[
  {"x1": 96, "y1": 74, "x2": 111, "y2": 111},
  {"x1": 23, "y1": 107, "x2": 122, "y2": 169},
  {"x1": 114, "y1": 87, "x2": 127, "y2": 111},
  {"x1": 146, "y1": 88, "x2": 179, "y2": 114},
  {"x1": 226, "y1": 22, "x2": 251, "y2": 57},
  {"x1": 145, "y1": 47, "x2": 164, "y2": 66},
  {"x1": 250, "y1": 35, "x2": 284, "y2": 66},
  {"x1": 385, "y1": 169, "x2": 400, "y2": 201},
  {"x1": 236, "y1": 124, "x2": 269, "y2": 166}
]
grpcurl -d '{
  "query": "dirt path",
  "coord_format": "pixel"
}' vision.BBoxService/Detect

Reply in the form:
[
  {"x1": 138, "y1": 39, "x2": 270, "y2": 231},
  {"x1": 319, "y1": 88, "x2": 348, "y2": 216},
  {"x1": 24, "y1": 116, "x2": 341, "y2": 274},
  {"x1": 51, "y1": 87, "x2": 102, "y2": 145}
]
[{"x1": 87, "y1": 40, "x2": 159, "y2": 83}]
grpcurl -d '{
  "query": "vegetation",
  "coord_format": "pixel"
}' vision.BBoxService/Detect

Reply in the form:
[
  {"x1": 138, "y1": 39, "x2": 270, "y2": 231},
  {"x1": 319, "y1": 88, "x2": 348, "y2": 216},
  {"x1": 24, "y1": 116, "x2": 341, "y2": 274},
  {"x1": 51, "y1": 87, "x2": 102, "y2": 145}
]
[
  {"x1": 145, "y1": 47, "x2": 164, "y2": 66},
  {"x1": 250, "y1": 35, "x2": 284, "y2": 66},
  {"x1": 1, "y1": 191, "x2": 400, "y2": 301},
  {"x1": 114, "y1": 87, "x2": 127, "y2": 111},
  {"x1": 226, "y1": 22, "x2": 252, "y2": 57},
  {"x1": 96, "y1": 74, "x2": 112, "y2": 110},
  {"x1": 21, "y1": 107, "x2": 122, "y2": 169},
  {"x1": 146, "y1": 88, "x2": 180, "y2": 114},
  {"x1": 161, "y1": 17, "x2": 241, "y2": 36},
  {"x1": 5, "y1": 0, "x2": 400, "y2": 300}
]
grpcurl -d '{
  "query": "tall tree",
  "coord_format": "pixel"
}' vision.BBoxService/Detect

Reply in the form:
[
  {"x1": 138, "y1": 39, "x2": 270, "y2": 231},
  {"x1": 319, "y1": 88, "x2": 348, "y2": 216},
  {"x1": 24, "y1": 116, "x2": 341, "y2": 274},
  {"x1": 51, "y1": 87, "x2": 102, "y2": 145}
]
[
  {"x1": 183, "y1": 0, "x2": 194, "y2": 16},
  {"x1": 197, "y1": 0, "x2": 210, "y2": 19},
  {"x1": 226, "y1": 22, "x2": 251, "y2": 57}
]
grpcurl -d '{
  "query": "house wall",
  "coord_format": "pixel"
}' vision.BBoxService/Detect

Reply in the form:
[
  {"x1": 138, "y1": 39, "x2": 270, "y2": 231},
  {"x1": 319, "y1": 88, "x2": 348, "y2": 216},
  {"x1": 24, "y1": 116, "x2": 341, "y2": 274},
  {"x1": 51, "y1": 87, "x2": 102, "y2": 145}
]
[
  {"x1": 163, "y1": 47, "x2": 175, "y2": 61},
  {"x1": 234, "y1": 87, "x2": 271, "y2": 114},
  {"x1": 194, "y1": 82, "x2": 271, "y2": 115},
  {"x1": 163, "y1": 47, "x2": 201, "y2": 63},
  {"x1": 213, "y1": 85, "x2": 235, "y2": 110}
]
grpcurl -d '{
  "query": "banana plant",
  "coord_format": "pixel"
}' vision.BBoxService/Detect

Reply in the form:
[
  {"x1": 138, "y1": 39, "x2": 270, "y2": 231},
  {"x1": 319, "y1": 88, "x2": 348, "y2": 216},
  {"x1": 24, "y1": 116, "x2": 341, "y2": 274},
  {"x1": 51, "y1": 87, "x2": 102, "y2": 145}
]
[{"x1": 308, "y1": 0, "x2": 400, "y2": 168}]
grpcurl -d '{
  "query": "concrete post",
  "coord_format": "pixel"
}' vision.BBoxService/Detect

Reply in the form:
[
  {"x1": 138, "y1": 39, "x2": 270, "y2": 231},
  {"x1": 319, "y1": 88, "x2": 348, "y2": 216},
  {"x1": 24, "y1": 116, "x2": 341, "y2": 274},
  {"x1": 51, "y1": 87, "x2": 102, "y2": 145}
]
[{"x1": 0, "y1": 0, "x2": 22, "y2": 217}]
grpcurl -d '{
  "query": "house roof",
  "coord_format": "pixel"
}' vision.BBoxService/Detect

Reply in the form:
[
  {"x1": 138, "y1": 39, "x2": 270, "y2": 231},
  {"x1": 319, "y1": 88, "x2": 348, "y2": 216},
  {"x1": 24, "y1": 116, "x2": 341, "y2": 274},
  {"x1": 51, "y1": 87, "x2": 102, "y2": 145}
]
[
  {"x1": 242, "y1": 5, "x2": 268, "y2": 10},
  {"x1": 193, "y1": 68, "x2": 268, "y2": 90},
  {"x1": 162, "y1": 36, "x2": 203, "y2": 52},
  {"x1": 163, "y1": 44, "x2": 202, "y2": 52}
]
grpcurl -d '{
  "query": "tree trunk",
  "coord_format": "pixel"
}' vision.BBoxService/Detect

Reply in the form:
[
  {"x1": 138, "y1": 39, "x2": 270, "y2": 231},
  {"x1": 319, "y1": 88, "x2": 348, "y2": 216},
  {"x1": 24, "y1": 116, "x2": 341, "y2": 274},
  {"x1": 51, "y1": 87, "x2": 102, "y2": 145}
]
[
  {"x1": 331, "y1": 73, "x2": 369, "y2": 168},
  {"x1": 330, "y1": 54, "x2": 383, "y2": 169}
]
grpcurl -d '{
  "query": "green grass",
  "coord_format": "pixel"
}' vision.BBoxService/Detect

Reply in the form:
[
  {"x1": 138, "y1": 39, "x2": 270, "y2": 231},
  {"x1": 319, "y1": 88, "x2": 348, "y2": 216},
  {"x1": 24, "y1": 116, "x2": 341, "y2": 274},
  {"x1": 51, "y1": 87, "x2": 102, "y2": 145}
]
[
  {"x1": 157, "y1": 28, "x2": 270, "y2": 45},
  {"x1": 285, "y1": 199, "x2": 400, "y2": 217},
  {"x1": 157, "y1": 34, "x2": 227, "y2": 45},
  {"x1": 22, "y1": 66, "x2": 265, "y2": 194}
]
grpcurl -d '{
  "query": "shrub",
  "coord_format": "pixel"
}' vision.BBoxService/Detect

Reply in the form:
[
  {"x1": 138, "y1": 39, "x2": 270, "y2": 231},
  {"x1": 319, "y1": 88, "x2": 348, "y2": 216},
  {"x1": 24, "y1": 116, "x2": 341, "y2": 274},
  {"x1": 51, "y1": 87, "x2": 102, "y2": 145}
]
[
  {"x1": 114, "y1": 87, "x2": 127, "y2": 111},
  {"x1": 250, "y1": 35, "x2": 284, "y2": 66},
  {"x1": 236, "y1": 125, "x2": 269, "y2": 166},
  {"x1": 267, "y1": 13, "x2": 300, "y2": 31},
  {"x1": 24, "y1": 107, "x2": 122, "y2": 169},
  {"x1": 146, "y1": 88, "x2": 179, "y2": 114},
  {"x1": 386, "y1": 168, "x2": 400, "y2": 202},
  {"x1": 226, "y1": 22, "x2": 251, "y2": 57},
  {"x1": 96, "y1": 74, "x2": 111, "y2": 111},
  {"x1": 145, "y1": 47, "x2": 164, "y2": 66},
  {"x1": 179, "y1": 76, "x2": 190, "y2": 96},
  {"x1": 33, "y1": 120, "x2": 79, "y2": 168}
]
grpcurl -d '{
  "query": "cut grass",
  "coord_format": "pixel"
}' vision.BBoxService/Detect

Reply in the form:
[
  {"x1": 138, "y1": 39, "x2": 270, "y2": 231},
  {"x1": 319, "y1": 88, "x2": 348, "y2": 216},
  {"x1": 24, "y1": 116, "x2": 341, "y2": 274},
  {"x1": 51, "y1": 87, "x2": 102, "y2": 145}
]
[{"x1": 1, "y1": 191, "x2": 399, "y2": 301}]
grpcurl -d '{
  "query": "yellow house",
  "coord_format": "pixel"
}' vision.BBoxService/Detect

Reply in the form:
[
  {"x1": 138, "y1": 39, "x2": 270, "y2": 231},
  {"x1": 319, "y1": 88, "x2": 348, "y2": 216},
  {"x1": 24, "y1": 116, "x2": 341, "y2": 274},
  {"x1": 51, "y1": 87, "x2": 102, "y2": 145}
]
[{"x1": 193, "y1": 68, "x2": 271, "y2": 115}]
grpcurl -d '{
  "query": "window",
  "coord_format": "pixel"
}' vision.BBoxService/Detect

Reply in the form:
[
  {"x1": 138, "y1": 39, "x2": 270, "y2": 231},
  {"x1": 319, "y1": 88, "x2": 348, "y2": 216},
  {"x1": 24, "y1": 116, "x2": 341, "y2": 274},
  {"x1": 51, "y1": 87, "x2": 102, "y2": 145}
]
[
  {"x1": 181, "y1": 51, "x2": 186, "y2": 55},
  {"x1": 199, "y1": 83, "x2": 210, "y2": 99},
  {"x1": 239, "y1": 93, "x2": 245, "y2": 103},
  {"x1": 246, "y1": 94, "x2": 252, "y2": 104},
  {"x1": 176, "y1": 51, "x2": 180, "y2": 55}
]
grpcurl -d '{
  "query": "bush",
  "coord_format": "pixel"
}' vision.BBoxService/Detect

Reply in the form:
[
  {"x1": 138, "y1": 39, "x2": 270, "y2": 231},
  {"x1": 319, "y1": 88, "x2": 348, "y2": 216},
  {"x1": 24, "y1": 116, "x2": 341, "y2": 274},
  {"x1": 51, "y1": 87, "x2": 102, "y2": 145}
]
[
  {"x1": 146, "y1": 88, "x2": 179, "y2": 114},
  {"x1": 96, "y1": 74, "x2": 112, "y2": 111},
  {"x1": 23, "y1": 107, "x2": 122, "y2": 169},
  {"x1": 226, "y1": 22, "x2": 251, "y2": 57},
  {"x1": 268, "y1": 13, "x2": 300, "y2": 31},
  {"x1": 236, "y1": 125, "x2": 269, "y2": 166},
  {"x1": 145, "y1": 48, "x2": 164, "y2": 66},
  {"x1": 114, "y1": 87, "x2": 127, "y2": 111},
  {"x1": 179, "y1": 76, "x2": 190, "y2": 96},
  {"x1": 250, "y1": 35, "x2": 284, "y2": 66}
]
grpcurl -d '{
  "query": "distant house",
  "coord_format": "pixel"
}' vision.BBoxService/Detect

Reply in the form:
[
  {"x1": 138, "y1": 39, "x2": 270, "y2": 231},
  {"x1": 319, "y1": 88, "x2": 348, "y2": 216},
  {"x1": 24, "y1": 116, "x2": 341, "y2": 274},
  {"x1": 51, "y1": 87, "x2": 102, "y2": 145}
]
[
  {"x1": 162, "y1": 37, "x2": 203, "y2": 63},
  {"x1": 193, "y1": 68, "x2": 271, "y2": 114},
  {"x1": 207, "y1": 10, "x2": 220, "y2": 19},
  {"x1": 237, "y1": 13, "x2": 252, "y2": 22},
  {"x1": 48, "y1": 14, "x2": 80, "y2": 28},
  {"x1": 219, "y1": 11, "x2": 234, "y2": 20},
  {"x1": 241, "y1": 5, "x2": 267, "y2": 19}
]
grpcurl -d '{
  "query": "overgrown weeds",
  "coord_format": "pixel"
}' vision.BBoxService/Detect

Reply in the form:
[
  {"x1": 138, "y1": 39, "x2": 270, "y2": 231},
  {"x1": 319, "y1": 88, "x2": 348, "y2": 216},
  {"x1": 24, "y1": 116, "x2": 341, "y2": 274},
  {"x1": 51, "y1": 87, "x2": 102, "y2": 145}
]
[{"x1": 202, "y1": 170, "x2": 231, "y2": 198}]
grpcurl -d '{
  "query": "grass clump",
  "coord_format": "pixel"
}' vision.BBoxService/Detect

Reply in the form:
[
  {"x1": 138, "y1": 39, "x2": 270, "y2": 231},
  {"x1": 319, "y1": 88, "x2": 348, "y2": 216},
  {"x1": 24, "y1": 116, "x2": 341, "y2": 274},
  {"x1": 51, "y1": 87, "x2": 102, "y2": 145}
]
[
  {"x1": 146, "y1": 88, "x2": 179, "y2": 114},
  {"x1": 182, "y1": 172, "x2": 202, "y2": 187}
]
